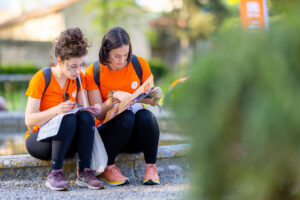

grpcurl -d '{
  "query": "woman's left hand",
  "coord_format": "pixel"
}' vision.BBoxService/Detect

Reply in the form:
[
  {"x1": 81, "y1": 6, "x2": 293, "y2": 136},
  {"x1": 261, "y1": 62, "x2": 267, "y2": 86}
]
[
  {"x1": 149, "y1": 87, "x2": 162, "y2": 100},
  {"x1": 85, "y1": 104, "x2": 101, "y2": 117}
]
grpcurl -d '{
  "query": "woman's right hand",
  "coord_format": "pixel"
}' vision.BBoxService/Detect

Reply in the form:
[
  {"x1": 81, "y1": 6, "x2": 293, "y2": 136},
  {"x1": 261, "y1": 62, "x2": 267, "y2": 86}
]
[
  {"x1": 55, "y1": 100, "x2": 74, "y2": 114},
  {"x1": 113, "y1": 91, "x2": 131, "y2": 102},
  {"x1": 85, "y1": 103, "x2": 101, "y2": 117}
]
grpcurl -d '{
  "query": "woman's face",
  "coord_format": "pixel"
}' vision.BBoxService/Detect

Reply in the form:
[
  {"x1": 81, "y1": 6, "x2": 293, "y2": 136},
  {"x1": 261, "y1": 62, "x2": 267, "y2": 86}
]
[
  {"x1": 60, "y1": 56, "x2": 85, "y2": 79},
  {"x1": 108, "y1": 45, "x2": 129, "y2": 70}
]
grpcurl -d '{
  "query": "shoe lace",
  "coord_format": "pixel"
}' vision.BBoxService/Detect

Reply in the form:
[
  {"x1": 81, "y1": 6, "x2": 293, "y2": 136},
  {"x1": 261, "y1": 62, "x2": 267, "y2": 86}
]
[
  {"x1": 147, "y1": 165, "x2": 157, "y2": 175},
  {"x1": 107, "y1": 165, "x2": 124, "y2": 178},
  {"x1": 84, "y1": 169, "x2": 97, "y2": 181},
  {"x1": 53, "y1": 170, "x2": 65, "y2": 182},
  {"x1": 111, "y1": 165, "x2": 122, "y2": 174}
]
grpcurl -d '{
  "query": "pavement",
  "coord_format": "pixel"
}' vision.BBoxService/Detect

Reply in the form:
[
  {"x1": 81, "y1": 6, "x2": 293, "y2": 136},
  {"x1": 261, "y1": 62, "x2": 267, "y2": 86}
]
[
  {"x1": 0, "y1": 144, "x2": 191, "y2": 199},
  {"x1": 0, "y1": 179, "x2": 190, "y2": 200}
]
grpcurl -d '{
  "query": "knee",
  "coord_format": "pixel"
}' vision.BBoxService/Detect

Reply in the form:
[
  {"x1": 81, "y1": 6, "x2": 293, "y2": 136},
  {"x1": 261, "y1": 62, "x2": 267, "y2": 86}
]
[
  {"x1": 135, "y1": 109, "x2": 158, "y2": 127},
  {"x1": 62, "y1": 113, "x2": 77, "y2": 126},
  {"x1": 76, "y1": 111, "x2": 95, "y2": 127},
  {"x1": 55, "y1": 114, "x2": 77, "y2": 139},
  {"x1": 117, "y1": 110, "x2": 135, "y2": 132},
  {"x1": 135, "y1": 109, "x2": 160, "y2": 135}
]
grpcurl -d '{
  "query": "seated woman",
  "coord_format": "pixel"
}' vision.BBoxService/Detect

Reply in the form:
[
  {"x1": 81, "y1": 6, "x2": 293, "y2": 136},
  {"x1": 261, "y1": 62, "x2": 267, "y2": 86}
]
[
  {"x1": 85, "y1": 27, "x2": 163, "y2": 186},
  {"x1": 25, "y1": 28, "x2": 104, "y2": 191}
]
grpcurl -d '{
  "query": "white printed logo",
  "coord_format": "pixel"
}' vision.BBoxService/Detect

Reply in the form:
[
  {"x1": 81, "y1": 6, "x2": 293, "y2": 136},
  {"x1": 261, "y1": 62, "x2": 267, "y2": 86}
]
[
  {"x1": 131, "y1": 81, "x2": 138, "y2": 89},
  {"x1": 72, "y1": 90, "x2": 77, "y2": 98}
]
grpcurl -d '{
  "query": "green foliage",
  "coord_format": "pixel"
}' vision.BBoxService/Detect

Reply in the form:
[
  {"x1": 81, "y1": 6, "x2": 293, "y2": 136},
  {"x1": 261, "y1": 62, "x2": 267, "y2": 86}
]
[
  {"x1": 85, "y1": 0, "x2": 142, "y2": 35},
  {"x1": 148, "y1": 58, "x2": 169, "y2": 81},
  {"x1": 169, "y1": 2, "x2": 300, "y2": 200},
  {"x1": 145, "y1": 29, "x2": 161, "y2": 50},
  {"x1": 0, "y1": 64, "x2": 39, "y2": 74},
  {"x1": 218, "y1": 16, "x2": 241, "y2": 33},
  {"x1": 0, "y1": 81, "x2": 28, "y2": 111},
  {"x1": 149, "y1": 0, "x2": 229, "y2": 50}
]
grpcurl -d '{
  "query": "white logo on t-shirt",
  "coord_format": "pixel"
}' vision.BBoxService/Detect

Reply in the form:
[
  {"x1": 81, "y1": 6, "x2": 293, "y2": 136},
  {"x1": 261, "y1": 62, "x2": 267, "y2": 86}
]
[
  {"x1": 72, "y1": 90, "x2": 77, "y2": 98},
  {"x1": 131, "y1": 81, "x2": 138, "y2": 89}
]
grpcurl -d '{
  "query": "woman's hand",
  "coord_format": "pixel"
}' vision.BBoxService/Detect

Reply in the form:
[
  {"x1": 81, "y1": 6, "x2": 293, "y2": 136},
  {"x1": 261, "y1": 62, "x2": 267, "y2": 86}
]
[
  {"x1": 55, "y1": 100, "x2": 74, "y2": 114},
  {"x1": 149, "y1": 87, "x2": 162, "y2": 100},
  {"x1": 113, "y1": 91, "x2": 131, "y2": 102},
  {"x1": 85, "y1": 104, "x2": 101, "y2": 117}
]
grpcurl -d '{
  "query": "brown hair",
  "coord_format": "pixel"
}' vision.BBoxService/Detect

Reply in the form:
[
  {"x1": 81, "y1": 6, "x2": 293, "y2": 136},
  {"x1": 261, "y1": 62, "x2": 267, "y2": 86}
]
[
  {"x1": 99, "y1": 27, "x2": 132, "y2": 67},
  {"x1": 54, "y1": 27, "x2": 89, "y2": 61}
]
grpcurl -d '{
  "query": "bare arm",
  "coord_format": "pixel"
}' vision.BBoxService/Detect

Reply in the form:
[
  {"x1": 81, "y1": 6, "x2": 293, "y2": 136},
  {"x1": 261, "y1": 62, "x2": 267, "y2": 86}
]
[
  {"x1": 77, "y1": 89, "x2": 89, "y2": 106},
  {"x1": 87, "y1": 89, "x2": 115, "y2": 120},
  {"x1": 25, "y1": 97, "x2": 55, "y2": 127},
  {"x1": 25, "y1": 97, "x2": 74, "y2": 127}
]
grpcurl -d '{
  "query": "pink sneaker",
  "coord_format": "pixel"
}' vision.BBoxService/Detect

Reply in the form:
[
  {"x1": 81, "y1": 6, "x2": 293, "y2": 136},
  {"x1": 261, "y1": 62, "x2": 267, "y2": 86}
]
[
  {"x1": 45, "y1": 169, "x2": 69, "y2": 191},
  {"x1": 101, "y1": 164, "x2": 130, "y2": 186},
  {"x1": 143, "y1": 164, "x2": 160, "y2": 185},
  {"x1": 76, "y1": 168, "x2": 105, "y2": 190}
]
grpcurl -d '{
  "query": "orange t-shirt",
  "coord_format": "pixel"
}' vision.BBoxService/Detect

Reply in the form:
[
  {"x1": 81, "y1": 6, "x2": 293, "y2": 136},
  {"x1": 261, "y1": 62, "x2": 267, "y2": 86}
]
[
  {"x1": 85, "y1": 56, "x2": 152, "y2": 125},
  {"x1": 25, "y1": 66, "x2": 86, "y2": 140}
]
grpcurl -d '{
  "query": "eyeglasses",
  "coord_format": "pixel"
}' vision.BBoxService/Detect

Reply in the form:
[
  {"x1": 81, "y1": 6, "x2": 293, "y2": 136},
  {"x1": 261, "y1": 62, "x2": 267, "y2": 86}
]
[
  {"x1": 63, "y1": 79, "x2": 71, "y2": 101},
  {"x1": 66, "y1": 62, "x2": 82, "y2": 72},
  {"x1": 67, "y1": 65, "x2": 82, "y2": 72}
]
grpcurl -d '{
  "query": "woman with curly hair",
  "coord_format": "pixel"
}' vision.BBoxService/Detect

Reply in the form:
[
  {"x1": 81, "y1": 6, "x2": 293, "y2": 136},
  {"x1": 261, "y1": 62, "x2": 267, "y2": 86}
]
[{"x1": 25, "y1": 28, "x2": 104, "y2": 191}]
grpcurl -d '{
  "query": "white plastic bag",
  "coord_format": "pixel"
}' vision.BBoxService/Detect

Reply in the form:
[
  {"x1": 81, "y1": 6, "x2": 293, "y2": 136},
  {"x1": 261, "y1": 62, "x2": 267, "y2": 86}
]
[
  {"x1": 90, "y1": 125, "x2": 108, "y2": 175},
  {"x1": 78, "y1": 75, "x2": 107, "y2": 175}
]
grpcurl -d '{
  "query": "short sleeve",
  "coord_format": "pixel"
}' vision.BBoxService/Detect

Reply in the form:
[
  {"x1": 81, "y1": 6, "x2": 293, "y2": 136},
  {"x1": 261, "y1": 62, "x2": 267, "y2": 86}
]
[
  {"x1": 137, "y1": 57, "x2": 152, "y2": 83},
  {"x1": 85, "y1": 64, "x2": 99, "y2": 90},
  {"x1": 25, "y1": 70, "x2": 45, "y2": 99}
]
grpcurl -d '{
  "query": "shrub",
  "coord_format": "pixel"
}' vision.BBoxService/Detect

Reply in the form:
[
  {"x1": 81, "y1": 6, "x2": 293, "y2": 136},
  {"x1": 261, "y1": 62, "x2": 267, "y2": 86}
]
[
  {"x1": 0, "y1": 64, "x2": 40, "y2": 74},
  {"x1": 148, "y1": 58, "x2": 169, "y2": 81},
  {"x1": 169, "y1": 3, "x2": 300, "y2": 200}
]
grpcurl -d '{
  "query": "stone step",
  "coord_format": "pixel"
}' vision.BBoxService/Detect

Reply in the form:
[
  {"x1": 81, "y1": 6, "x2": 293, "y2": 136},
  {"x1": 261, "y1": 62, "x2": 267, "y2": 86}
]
[{"x1": 0, "y1": 144, "x2": 190, "y2": 183}]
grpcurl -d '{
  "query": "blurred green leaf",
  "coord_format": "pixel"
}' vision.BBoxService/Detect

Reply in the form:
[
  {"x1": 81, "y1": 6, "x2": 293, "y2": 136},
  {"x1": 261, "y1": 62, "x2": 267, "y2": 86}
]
[{"x1": 168, "y1": 2, "x2": 300, "y2": 199}]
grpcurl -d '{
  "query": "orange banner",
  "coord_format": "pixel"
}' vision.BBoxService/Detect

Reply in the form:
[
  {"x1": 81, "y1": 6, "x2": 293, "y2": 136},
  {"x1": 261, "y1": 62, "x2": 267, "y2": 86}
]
[{"x1": 240, "y1": 0, "x2": 269, "y2": 30}]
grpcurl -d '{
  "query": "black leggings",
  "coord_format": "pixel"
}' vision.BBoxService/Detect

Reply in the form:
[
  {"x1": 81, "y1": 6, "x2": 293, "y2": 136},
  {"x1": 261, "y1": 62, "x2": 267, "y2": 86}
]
[
  {"x1": 98, "y1": 109, "x2": 160, "y2": 165},
  {"x1": 26, "y1": 111, "x2": 95, "y2": 171}
]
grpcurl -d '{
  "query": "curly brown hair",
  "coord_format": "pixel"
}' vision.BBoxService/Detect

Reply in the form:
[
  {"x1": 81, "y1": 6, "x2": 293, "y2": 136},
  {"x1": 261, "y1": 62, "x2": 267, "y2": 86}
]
[{"x1": 54, "y1": 27, "x2": 89, "y2": 61}]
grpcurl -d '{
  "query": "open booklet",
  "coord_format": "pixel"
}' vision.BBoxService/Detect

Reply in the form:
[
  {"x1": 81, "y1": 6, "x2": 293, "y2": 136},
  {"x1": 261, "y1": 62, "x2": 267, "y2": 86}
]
[
  {"x1": 104, "y1": 75, "x2": 155, "y2": 123},
  {"x1": 37, "y1": 106, "x2": 87, "y2": 141}
]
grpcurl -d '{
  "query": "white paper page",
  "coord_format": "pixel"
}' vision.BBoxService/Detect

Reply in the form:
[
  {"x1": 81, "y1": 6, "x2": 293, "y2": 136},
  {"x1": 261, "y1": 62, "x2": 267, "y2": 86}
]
[{"x1": 37, "y1": 107, "x2": 87, "y2": 141}]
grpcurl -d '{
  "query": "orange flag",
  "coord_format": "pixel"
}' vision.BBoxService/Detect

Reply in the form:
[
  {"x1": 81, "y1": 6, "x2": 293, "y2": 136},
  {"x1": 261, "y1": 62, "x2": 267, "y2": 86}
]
[{"x1": 240, "y1": 0, "x2": 269, "y2": 30}]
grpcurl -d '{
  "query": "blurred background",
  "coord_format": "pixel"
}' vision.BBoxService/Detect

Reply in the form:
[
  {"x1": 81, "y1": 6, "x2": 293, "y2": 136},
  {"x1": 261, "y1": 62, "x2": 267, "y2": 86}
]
[
  {"x1": 0, "y1": 0, "x2": 240, "y2": 112},
  {"x1": 1, "y1": 0, "x2": 300, "y2": 199},
  {"x1": 0, "y1": 0, "x2": 242, "y2": 111}
]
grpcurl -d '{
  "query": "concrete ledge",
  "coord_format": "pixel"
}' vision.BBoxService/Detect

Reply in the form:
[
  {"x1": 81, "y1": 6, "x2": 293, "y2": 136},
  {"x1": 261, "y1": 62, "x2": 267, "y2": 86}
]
[{"x1": 0, "y1": 144, "x2": 190, "y2": 182}]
